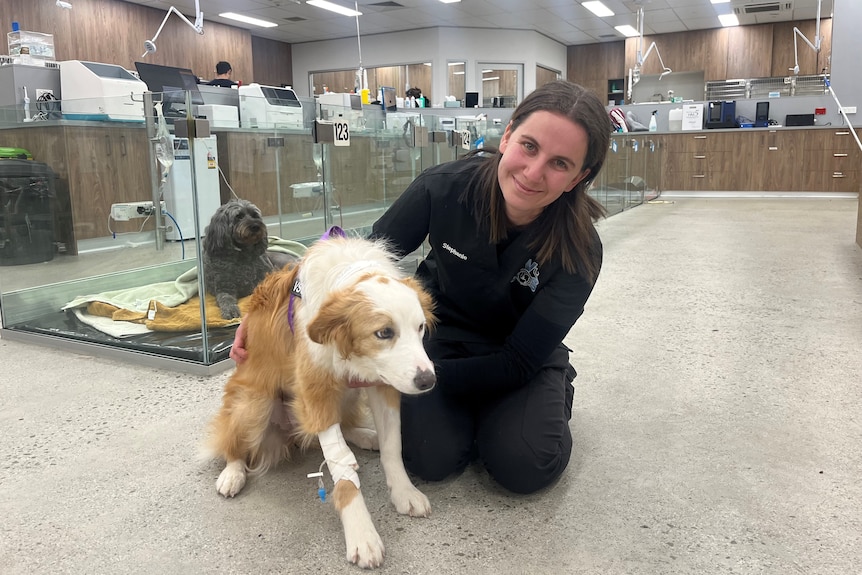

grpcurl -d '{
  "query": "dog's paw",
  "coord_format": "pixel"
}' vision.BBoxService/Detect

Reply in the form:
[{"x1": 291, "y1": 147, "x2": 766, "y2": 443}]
[
  {"x1": 390, "y1": 484, "x2": 431, "y2": 517},
  {"x1": 216, "y1": 460, "x2": 247, "y2": 497},
  {"x1": 215, "y1": 294, "x2": 242, "y2": 320},
  {"x1": 343, "y1": 427, "x2": 379, "y2": 451},
  {"x1": 219, "y1": 303, "x2": 241, "y2": 320},
  {"x1": 344, "y1": 527, "x2": 385, "y2": 569}
]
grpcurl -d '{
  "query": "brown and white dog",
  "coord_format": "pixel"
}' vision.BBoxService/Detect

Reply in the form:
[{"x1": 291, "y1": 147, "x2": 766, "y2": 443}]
[{"x1": 204, "y1": 235, "x2": 436, "y2": 568}]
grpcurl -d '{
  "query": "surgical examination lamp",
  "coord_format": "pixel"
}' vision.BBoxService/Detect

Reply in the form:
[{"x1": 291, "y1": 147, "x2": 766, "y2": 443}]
[
  {"x1": 142, "y1": 0, "x2": 204, "y2": 58},
  {"x1": 627, "y1": 3, "x2": 672, "y2": 102}
]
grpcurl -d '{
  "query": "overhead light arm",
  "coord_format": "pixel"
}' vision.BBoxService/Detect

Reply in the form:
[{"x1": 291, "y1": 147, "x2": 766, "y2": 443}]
[
  {"x1": 142, "y1": 0, "x2": 204, "y2": 58},
  {"x1": 627, "y1": 5, "x2": 672, "y2": 101},
  {"x1": 790, "y1": 0, "x2": 822, "y2": 75},
  {"x1": 354, "y1": 1, "x2": 367, "y2": 91}
]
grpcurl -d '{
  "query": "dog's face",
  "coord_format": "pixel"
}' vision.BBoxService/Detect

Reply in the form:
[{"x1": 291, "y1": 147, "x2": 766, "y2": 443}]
[
  {"x1": 307, "y1": 275, "x2": 436, "y2": 395},
  {"x1": 204, "y1": 199, "x2": 267, "y2": 252}
]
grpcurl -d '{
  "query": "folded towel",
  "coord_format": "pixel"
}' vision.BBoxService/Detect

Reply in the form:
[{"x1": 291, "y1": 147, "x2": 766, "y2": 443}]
[{"x1": 84, "y1": 294, "x2": 252, "y2": 332}]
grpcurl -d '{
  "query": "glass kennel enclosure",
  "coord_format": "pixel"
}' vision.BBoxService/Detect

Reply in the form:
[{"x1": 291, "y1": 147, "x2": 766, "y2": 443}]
[{"x1": 0, "y1": 91, "x2": 660, "y2": 374}]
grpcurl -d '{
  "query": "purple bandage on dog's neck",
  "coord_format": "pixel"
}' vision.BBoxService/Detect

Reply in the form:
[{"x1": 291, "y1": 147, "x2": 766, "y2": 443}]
[{"x1": 287, "y1": 226, "x2": 346, "y2": 332}]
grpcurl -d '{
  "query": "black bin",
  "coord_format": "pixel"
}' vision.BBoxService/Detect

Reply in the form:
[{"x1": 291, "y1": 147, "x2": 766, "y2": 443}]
[{"x1": 0, "y1": 159, "x2": 57, "y2": 266}]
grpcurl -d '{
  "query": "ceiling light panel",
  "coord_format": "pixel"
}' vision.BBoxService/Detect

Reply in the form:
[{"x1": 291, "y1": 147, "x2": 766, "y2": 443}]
[
  {"x1": 219, "y1": 12, "x2": 278, "y2": 28},
  {"x1": 307, "y1": 0, "x2": 362, "y2": 17},
  {"x1": 719, "y1": 13, "x2": 739, "y2": 27},
  {"x1": 582, "y1": 1, "x2": 614, "y2": 18},
  {"x1": 614, "y1": 25, "x2": 639, "y2": 37}
]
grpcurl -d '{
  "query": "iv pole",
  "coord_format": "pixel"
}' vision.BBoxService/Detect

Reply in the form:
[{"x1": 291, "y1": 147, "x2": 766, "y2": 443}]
[
  {"x1": 142, "y1": 0, "x2": 204, "y2": 57},
  {"x1": 627, "y1": 4, "x2": 672, "y2": 102},
  {"x1": 791, "y1": 0, "x2": 862, "y2": 154}
]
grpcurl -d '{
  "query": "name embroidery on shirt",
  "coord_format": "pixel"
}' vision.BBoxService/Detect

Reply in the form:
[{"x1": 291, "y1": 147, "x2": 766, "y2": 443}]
[
  {"x1": 442, "y1": 242, "x2": 467, "y2": 260},
  {"x1": 512, "y1": 259, "x2": 540, "y2": 293}
]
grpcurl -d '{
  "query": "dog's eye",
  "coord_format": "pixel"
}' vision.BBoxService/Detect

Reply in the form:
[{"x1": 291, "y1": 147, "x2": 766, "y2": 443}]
[
  {"x1": 418, "y1": 323, "x2": 426, "y2": 335},
  {"x1": 375, "y1": 327, "x2": 395, "y2": 340}
]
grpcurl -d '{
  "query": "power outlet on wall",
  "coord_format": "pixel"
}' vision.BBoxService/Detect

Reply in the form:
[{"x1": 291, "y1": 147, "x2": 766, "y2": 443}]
[{"x1": 35, "y1": 89, "x2": 54, "y2": 100}]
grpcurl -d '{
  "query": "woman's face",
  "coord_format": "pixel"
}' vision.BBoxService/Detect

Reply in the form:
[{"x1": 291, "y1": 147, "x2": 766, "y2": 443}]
[{"x1": 497, "y1": 110, "x2": 591, "y2": 227}]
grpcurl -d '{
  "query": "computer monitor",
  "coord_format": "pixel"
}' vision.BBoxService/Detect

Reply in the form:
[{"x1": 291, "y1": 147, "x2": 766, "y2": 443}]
[
  {"x1": 134, "y1": 61, "x2": 204, "y2": 109},
  {"x1": 380, "y1": 86, "x2": 397, "y2": 112}
]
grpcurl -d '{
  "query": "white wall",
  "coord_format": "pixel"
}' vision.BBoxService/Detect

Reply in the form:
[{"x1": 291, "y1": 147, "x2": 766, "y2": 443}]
[
  {"x1": 291, "y1": 27, "x2": 567, "y2": 106},
  {"x1": 830, "y1": 0, "x2": 862, "y2": 127}
]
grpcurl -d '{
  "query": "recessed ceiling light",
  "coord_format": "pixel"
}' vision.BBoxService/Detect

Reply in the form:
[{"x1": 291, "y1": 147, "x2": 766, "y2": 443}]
[
  {"x1": 711, "y1": 0, "x2": 731, "y2": 4},
  {"x1": 614, "y1": 25, "x2": 639, "y2": 38},
  {"x1": 582, "y1": 1, "x2": 614, "y2": 18},
  {"x1": 307, "y1": 0, "x2": 362, "y2": 17},
  {"x1": 439, "y1": 0, "x2": 461, "y2": 4},
  {"x1": 719, "y1": 13, "x2": 739, "y2": 27},
  {"x1": 219, "y1": 12, "x2": 278, "y2": 28}
]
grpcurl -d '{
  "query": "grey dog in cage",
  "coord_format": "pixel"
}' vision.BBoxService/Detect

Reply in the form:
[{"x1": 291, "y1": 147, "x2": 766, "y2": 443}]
[{"x1": 202, "y1": 199, "x2": 276, "y2": 320}]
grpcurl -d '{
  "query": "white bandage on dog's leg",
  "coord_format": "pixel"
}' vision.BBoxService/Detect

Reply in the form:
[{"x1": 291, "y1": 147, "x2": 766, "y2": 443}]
[{"x1": 318, "y1": 423, "x2": 360, "y2": 489}]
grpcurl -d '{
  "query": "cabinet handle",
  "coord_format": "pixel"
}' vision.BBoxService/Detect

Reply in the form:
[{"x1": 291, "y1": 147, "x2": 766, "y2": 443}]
[
  {"x1": 835, "y1": 131, "x2": 850, "y2": 136},
  {"x1": 692, "y1": 174, "x2": 705, "y2": 178},
  {"x1": 120, "y1": 135, "x2": 127, "y2": 156},
  {"x1": 833, "y1": 153, "x2": 848, "y2": 157},
  {"x1": 105, "y1": 135, "x2": 111, "y2": 156},
  {"x1": 768, "y1": 146, "x2": 778, "y2": 151},
  {"x1": 693, "y1": 155, "x2": 706, "y2": 159},
  {"x1": 694, "y1": 135, "x2": 707, "y2": 139},
  {"x1": 832, "y1": 173, "x2": 845, "y2": 178}
]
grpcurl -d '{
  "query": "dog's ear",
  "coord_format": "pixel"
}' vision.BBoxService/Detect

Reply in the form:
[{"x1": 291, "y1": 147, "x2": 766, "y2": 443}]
[
  {"x1": 203, "y1": 207, "x2": 232, "y2": 252},
  {"x1": 306, "y1": 290, "x2": 369, "y2": 357},
  {"x1": 402, "y1": 277, "x2": 437, "y2": 329}
]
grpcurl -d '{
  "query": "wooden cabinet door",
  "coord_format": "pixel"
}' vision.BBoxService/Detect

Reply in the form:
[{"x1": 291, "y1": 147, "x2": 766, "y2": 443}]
[
  {"x1": 114, "y1": 127, "x2": 151, "y2": 203},
  {"x1": 64, "y1": 126, "x2": 119, "y2": 240},
  {"x1": 223, "y1": 132, "x2": 278, "y2": 214}
]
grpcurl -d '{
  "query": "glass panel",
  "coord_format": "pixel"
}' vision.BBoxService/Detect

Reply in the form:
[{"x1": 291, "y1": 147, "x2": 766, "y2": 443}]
[
  {"x1": 0, "y1": 89, "x2": 652, "y2": 371},
  {"x1": 311, "y1": 62, "x2": 433, "y2": 109},
  {"x1": 448, "y1": 61, "x2": 465, "y2": 104},
  {"x1": 479, "y1": 64, "x2": 522, "y2": 108},
  {"x1": 536, "y1": 65, "x2": 560, "y2": 88}
]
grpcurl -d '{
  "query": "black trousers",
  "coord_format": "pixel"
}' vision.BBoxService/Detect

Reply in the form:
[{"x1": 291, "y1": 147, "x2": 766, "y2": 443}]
[{"x1": 401, "y1": 341, "x2": 576, "y2": 495}]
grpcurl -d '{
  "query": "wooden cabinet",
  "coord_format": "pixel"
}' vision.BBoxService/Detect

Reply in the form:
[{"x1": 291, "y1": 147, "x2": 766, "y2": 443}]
[
  {"x1": 662, "y1": 132, "x2": 737, "y2": 191},
  {"x1": 660, "y1": 128, "x2": 861, "y2": 194},
  {"x1": 64, "y1": 125, "x2": 151, "y2": 240},
  {"x1": 800, "y1": 129, "x2": 862, "y2": 193},
  {"x1": 0, "y1": 123, "x2": 151, "y2": 254}
]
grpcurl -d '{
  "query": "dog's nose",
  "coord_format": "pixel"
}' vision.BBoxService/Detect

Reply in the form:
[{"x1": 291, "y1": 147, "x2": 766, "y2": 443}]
[{"x1": 413, "y1": 368, "x2": 436, "y2": 391}]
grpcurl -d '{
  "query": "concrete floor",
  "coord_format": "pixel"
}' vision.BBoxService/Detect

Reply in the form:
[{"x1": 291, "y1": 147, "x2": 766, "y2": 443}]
[{"x1": 1, "y1": 197, "x2": 860, "y2": 574}]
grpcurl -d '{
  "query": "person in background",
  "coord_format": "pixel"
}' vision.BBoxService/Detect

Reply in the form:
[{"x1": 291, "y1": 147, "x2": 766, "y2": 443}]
[
  {"x1": 230, "y1": 80, "x2": 610, "y2": 495},
  {"x1": 206, "y1": 61, "x2": 237, "y2": 87},
  {"x1": 405, "y1": 86, "x2": 427, "y2": 107}
]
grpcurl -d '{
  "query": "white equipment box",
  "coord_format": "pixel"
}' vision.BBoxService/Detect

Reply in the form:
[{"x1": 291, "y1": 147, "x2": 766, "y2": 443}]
[
  {"x1": 59, "y1": 60, "x2": 147, "y2": 121},
  {"x1": 198, "y1": 104, "x2": 239, "y2": 128},
  {"x1": 162, "y1": 135, "x2": 221, "y2": 241},
  {"x1": 239, "y1": 83, "x2": 303, "y2": 129}
]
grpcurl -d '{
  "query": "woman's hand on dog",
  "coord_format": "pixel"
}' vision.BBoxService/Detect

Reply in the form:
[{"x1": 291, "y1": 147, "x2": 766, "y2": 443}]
[{"x1": 229, "y1": 321, "x2": 249, "y2": 364}]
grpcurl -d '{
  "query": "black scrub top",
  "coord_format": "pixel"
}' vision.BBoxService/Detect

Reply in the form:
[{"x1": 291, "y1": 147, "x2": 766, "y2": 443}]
[{"x1": 371, "y1": 155, "x2": 602, "y2": 394}]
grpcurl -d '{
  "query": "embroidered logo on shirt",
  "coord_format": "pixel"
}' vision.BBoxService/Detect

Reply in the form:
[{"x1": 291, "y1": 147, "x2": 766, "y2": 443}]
[
  {"x1": 512, "y1": 259, "x2": 540, "y2": 292},
  {"x1": 442, "y1": 242, "x2": 467, "y2": 260}
]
